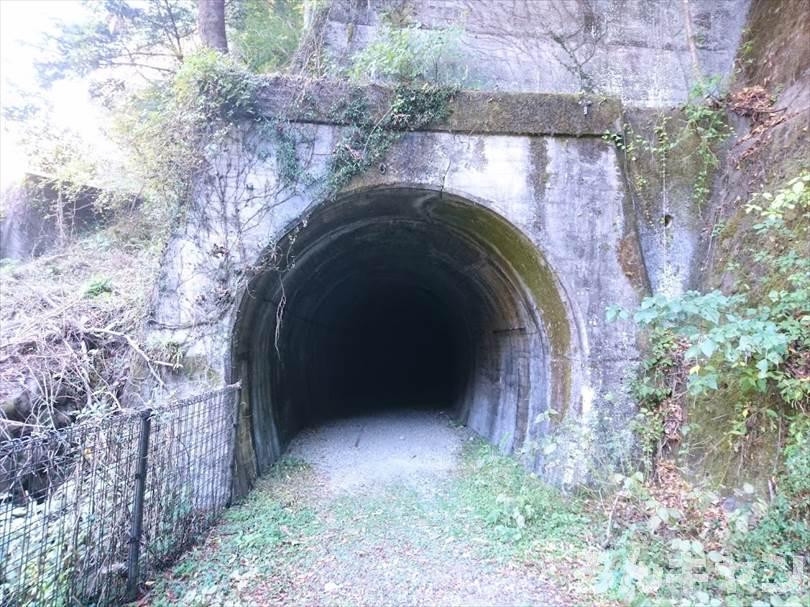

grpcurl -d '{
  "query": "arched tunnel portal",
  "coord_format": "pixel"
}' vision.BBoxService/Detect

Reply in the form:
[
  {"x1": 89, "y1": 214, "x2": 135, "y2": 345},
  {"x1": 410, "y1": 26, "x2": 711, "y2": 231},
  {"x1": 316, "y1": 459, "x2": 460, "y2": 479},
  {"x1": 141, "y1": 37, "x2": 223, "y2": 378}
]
[{"x1": 231, "y1": 187, "x2": 579, "y2": 482}]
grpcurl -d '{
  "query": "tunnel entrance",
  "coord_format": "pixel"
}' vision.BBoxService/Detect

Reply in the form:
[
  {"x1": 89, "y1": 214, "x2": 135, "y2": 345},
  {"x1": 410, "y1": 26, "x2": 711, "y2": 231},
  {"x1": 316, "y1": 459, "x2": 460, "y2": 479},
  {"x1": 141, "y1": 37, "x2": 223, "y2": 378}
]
[{"x1": 232, "y1": 188, "x2": 574, "y2": 481}]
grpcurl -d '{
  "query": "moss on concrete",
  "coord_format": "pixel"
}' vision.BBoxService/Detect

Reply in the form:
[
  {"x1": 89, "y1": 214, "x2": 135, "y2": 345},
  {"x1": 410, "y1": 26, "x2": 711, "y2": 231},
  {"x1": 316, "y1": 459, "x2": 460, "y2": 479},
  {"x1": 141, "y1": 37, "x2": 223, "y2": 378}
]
[
  {"x1": 528, "y1": 138, "x2": 550, "y2": 201},
  {"x1": 256, "y1": 76, "x2": 621, "y2": 137},
  {"x1": 432, "y1": 200, "x2": 574, "y2": 418}
]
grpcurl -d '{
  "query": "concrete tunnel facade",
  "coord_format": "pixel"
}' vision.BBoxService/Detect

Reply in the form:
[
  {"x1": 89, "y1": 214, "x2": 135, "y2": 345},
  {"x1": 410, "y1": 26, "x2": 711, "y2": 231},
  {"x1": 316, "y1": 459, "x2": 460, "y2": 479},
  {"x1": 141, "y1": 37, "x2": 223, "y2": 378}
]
[{"x1": 148, "y1": 96, "x2": 646, "y2": 493}]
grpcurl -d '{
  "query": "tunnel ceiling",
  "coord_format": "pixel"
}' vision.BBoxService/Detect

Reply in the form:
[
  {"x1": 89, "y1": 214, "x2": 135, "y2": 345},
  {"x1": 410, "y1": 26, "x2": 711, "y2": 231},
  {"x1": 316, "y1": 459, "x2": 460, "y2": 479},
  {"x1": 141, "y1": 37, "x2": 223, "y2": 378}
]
[{"x1": 232, "y1": 188, "x2": 576, "y2": 475}]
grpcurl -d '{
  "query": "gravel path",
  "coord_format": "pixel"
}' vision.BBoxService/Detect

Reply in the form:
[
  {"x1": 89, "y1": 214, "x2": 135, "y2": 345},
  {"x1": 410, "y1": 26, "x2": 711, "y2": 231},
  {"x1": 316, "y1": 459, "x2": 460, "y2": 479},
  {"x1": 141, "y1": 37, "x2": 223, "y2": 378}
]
[
  {"x1": 287, "y1": 409, "x2": 464, "y2": 493},
  {"x1": 145, "y1": 409, "x2": 590, "y2": 606},
  {"x1": 284, "y1": 409, "x2": 567, "y2": 606}
]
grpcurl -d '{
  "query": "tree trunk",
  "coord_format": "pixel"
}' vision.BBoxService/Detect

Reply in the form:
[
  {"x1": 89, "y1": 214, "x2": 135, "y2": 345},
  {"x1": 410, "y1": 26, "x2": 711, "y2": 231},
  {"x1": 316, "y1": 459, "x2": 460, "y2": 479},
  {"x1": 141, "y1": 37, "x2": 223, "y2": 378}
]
[{"x1": 197, "y1": 0, "x2": 228, "y2": 53}]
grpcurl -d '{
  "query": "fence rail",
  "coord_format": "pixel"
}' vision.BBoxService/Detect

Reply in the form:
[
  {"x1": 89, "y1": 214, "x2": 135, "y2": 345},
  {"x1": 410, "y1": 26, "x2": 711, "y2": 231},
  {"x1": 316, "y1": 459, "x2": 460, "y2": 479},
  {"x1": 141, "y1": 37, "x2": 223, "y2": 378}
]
[{"x1": 0, "y1": 385, "x2": 239, "y2": 606}]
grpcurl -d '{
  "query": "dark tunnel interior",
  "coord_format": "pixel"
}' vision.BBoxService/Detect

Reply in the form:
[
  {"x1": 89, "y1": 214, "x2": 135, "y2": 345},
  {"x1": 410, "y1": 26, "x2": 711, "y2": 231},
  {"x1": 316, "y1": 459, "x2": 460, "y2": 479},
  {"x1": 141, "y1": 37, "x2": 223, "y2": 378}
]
[
  {"x1": 233, "y1": 189, "x2": 558, "y2": 476},
  {"x1": 274, "y1": 229, "x2": 485, "y2": 433},
  {"x1": 307, "y1": 276, "x2": 468, "y2": 417}
]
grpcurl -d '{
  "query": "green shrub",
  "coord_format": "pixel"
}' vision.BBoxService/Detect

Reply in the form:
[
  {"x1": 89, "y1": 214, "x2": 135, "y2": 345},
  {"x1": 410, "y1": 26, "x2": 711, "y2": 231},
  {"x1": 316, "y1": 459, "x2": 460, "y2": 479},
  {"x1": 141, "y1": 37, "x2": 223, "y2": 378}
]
[
  {"x1": 608, "y1": 173, "x2": 810, "y2": 419},
  {"x1": 229, "y1": 0, "x2": 304, "y2": 74},
  {"x1": 348, "y1": 23, "x2": 465, "y2": 85},
  {"x1": 600, "y1": 174, "x2": 810, "y2": 606}
]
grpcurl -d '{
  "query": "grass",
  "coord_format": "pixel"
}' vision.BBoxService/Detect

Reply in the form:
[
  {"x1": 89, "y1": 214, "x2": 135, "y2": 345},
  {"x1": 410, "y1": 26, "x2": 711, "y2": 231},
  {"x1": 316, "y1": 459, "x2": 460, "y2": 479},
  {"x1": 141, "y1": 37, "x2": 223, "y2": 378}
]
[
  {"x1": 451, "y1": 440, "x2": 597, "y2": 558},
  {"x1": 146, "y1": 457, "x2": 321, "y2": 606}
]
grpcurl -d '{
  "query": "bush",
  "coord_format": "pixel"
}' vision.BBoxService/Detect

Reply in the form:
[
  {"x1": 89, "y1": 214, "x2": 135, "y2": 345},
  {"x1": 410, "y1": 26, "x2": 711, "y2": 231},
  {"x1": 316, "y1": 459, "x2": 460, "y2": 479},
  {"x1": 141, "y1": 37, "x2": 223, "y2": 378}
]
[
  {"x1": 599, "y1": 174, "x2": 810, "y2": 605},
  {"x1": 348, "y1": 23, "x2": 465, "y2": 85},
  {"x1": 229, "y1": 0, "x2": 304, "y2": 74},
  {"x1": 608, "y1": 173, "x2": 809, "y2": 429}
]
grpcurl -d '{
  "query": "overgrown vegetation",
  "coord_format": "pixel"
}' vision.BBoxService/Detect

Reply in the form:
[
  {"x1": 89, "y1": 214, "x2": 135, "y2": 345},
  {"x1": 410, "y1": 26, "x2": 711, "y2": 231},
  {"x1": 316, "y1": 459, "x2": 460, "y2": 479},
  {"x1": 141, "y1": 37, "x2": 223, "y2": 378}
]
[
  {"x1": 601, "y1": 173, "x2": 809, "y2": 605},
  {"x1": 115, "y1": 49, "x2": 264, "y2": 213},
  {"x1": 682, "y1": 78, "x2": 731, "y2": 208},
  {"x1": 0, "y1": 218, "x2": 165, "y2": 437},
  {"x1": 141, "y1": 456, "x2": 317, "y2": 606},
  {"x1": 609, "y1": 173, "x2": 809, "y2": 454},
  {"x1": 325, "y1": 83, "x2": 456, "y2": 194},
  {"x1": 595, "y1": 434, "x2": 809, "y2": 606},
  {"x1": 228, "y1": 0, "x2": 304, "y2": 73},
  {"x1": 604, "y1": 78, "x2": 731, "y2": 214},
  {"x1": 455, "y1": 441, "x2": 595, "y2": 557},
  {"x1": 348, "y1": 22, "x2": 465, "y2": 85}
]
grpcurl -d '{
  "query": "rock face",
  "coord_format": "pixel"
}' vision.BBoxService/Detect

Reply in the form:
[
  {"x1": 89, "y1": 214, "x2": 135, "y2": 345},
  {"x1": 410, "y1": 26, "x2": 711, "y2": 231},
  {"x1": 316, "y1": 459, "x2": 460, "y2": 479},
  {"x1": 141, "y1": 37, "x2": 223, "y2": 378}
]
[{"x1": 147, "y1": 0, "x2": 756, "y2": 494}]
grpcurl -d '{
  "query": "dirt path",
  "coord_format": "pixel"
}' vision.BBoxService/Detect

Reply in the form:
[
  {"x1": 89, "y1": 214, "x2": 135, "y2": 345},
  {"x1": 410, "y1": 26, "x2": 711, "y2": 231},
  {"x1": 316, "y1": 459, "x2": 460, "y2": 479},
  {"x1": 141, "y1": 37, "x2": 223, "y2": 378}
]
[{"x1": 143, "y1": 410, "x2": 606, "y2": 607}]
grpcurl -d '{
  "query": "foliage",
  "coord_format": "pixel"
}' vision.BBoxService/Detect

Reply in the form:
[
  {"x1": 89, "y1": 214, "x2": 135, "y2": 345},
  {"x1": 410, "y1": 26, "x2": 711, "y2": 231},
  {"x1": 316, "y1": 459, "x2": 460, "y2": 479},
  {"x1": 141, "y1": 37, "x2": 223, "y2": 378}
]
[
  {"x1": 114, "y1": 49, "x2": 260, "y2": 211},
  {"x1": 1, "y1": 95, "x2": 132, "y2": 243},
  {"x1": 36, "y1": 0, "x2": 196, "y2": 87},
  {"x1": 747, "y1": 172, "x2": 810, "y2": 237},
  {"x1": 457, "y1": 440, "x2": 594, "y2": 550},
  {"x1": 603, "y1": 76, "x2": 730, "y2": 213},
  {"x1": 683, "y1": 78, "x2": 731, "y2": 207},
  {"x1": 348, "y1": 23, "x2": 465, "y2": 85},
  {"x1": 326, "y1": 83, "x2": 456, "y2": 195},
  {"x1": 609, "y1": 174, "x2": 809, "y2": 414},
  {"x1": 0, "y1": 216, "x2": 164, "y2": 435},
  {"x1": 627, "y1": 328, "x2": 684, "y2": 473},
  {"x1": 596, "y1": 425, "x2": 810, "y2": 606},
  {"x1": 228, "y1": 0, "x2": 304, "y2": 73},
  {"x1": 601, "y1": 173, "x2": 810, "y2": 605},
  {"x1": 735, "y1": 414, "x2": 810, "y2": 561},
  {"x1": 172, "y1": 49, "x2": 261, "y2": 122},
  {"x1": 148, "y1": 457, "x2": 319, "y2": 607}
]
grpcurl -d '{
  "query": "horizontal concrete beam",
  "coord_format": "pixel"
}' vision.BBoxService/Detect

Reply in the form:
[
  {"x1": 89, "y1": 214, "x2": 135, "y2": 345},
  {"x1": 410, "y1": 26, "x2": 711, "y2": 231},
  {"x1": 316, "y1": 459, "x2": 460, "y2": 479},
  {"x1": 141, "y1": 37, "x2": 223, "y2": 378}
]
[{"x1": 256, "y1": 76, "x2": 622, "y2": 137}]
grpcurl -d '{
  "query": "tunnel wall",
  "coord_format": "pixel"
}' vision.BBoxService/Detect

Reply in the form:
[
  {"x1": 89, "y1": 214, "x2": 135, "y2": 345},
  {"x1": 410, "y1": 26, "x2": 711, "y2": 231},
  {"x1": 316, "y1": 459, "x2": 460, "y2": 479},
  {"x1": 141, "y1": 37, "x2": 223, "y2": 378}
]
[{"x1": 146, "y1": 112, "x2": 645, "y2": 493}]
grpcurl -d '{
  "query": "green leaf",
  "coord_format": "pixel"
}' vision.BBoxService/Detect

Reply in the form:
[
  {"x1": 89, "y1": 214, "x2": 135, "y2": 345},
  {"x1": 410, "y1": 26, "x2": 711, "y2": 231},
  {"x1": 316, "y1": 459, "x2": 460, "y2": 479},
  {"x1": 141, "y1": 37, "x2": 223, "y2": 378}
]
[{"x1": 700, "y1": 339, "x2": 716, "y2": 358}]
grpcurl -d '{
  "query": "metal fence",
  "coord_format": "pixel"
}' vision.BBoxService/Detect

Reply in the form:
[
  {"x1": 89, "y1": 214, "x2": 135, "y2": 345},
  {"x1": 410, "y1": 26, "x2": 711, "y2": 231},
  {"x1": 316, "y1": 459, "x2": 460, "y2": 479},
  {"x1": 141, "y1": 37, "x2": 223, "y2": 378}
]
[{"x1": 0, "y1": 385, "x2": 239, "y2": 606}]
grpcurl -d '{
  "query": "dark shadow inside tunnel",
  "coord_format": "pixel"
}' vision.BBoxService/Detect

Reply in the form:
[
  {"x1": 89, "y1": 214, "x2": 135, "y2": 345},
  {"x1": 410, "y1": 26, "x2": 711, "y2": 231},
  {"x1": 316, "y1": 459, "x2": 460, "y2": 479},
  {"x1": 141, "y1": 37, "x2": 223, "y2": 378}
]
[
  {"x1": 231, "y1": 188, "x2": 569, "y2": 483},
  {"x1": 273, "y1": 228, "x2": 483, "y2": 434},
  {"x1": 309, "y1": 277, "x2": 466, "y2": 417}
]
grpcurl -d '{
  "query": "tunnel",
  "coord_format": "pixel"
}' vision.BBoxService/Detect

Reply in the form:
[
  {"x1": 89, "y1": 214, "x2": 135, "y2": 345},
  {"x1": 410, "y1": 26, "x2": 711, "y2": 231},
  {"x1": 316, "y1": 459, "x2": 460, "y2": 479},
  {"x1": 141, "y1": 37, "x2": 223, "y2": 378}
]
[{"x1": 231, "y1": 187, "x2": 575, "y2": 481}]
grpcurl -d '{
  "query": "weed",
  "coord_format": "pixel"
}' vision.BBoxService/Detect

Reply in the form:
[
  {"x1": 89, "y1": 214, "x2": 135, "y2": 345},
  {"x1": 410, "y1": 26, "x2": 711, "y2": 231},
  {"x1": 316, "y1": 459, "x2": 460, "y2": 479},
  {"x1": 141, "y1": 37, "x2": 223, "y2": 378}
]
[
  {"x1": 148, "y1": 456, "x2": 319, "y2": 606},
  {"x1": 453, "y1": 440, "x2": 595, "y2": 554},
  {"x1": 600, "y1": 174, "x2": 810, "y2": 605},
  {"x1": 83, "y1": 276, "x2": 113, "y2": 298},
  {"x1": 324, "y1": 83, "x2": 456, "y2": 196},
  {"x1": 347, "y1": 23, "x2": 466, "y2": 86}
]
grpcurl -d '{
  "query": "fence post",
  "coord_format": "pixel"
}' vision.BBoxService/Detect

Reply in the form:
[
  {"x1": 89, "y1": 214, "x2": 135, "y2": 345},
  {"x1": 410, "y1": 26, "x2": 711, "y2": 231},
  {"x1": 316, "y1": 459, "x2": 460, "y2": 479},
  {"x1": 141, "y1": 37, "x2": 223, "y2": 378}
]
[{"x1": 126, "y1": 409, "x2": 152, "y2": 601}]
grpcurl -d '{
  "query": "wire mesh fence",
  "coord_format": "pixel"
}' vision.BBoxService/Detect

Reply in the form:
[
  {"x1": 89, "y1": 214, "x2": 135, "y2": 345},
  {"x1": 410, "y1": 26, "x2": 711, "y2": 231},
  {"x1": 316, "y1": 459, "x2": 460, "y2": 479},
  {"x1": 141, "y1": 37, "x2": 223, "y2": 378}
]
[{"x1": 0, "y1": 384, "x2": 239, "y2": 606}]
